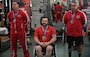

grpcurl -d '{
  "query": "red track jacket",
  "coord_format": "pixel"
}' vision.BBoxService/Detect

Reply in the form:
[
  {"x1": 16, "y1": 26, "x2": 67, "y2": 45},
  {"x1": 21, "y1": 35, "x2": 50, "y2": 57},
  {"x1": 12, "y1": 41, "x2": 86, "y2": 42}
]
[
  {"x1": 63, "y1": 10, "x2": 87, "y2": 37},
  {"x1": 7, "y1": 10, "x2": 27, "y2": 32}
]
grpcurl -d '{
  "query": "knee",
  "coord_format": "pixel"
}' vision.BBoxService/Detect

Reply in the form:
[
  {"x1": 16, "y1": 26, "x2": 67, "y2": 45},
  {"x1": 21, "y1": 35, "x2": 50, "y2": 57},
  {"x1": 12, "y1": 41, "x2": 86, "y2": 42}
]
[
  {"x1": 46, "y1": 45, "x2": 53, "y2": 51},
  {"x1": 35, "y1": 45, "x2": 42, "y2": 52}
]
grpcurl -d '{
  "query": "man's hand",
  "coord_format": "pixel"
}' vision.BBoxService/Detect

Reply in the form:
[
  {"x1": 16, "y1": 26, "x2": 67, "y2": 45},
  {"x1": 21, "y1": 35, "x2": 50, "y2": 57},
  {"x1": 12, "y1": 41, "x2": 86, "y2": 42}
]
[
  {"x1": 39, "y1": 42, "x2": 46, "y2": 48},
  {"x1": 44, "y1": 42, "x2": 49, "y2": 47}
]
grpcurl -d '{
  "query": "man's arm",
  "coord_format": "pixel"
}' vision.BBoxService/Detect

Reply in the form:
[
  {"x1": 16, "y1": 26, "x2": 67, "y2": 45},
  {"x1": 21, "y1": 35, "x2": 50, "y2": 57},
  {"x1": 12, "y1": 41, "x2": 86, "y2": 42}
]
[
  {"x1": 22, "y1": 10, "x2": 29, "y2": 25},
  {"x1": 34, "y1": 28, "x2": 43, "y2": 46},
  {"x1": 46, "y1": 27, "x2": 57, "y2": 45},
  {"x1": 34, "y1": 36, "x2": 42, "y2": 45},
  {"x1": 47, "y1": 34, "x2": 56, "y2": 45},
  {"x1": 23, "y1": 10, "x2": 30, "y2": 25},
  {"x1": 62, "y1": 12, "x2": 67, "y2": 24},
  {"x1": 82, "y1": 12, "x2": 87, "y2": 26}
]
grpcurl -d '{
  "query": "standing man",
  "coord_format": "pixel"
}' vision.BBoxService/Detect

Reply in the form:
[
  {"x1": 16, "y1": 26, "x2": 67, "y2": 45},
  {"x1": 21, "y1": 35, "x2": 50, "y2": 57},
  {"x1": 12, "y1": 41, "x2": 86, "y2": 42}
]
[
  {"x1": 34, "y1": 17, "x2": 56, "y2": 57},
  {"x1": 7, "y1": 1, "x2": 30, "y2": 57},
  {"x1": 63, "y1": 1, "x2": 87, "y2": 57},
  {"x1": 19, "y1": 1, "x2": 30, "y2": 33},
  {"x1": 55, "y1": 2, "x2": 63, "y2": 23},
  {"x1": 24, "y1": 2, "x2": 31, "y2": 33}
]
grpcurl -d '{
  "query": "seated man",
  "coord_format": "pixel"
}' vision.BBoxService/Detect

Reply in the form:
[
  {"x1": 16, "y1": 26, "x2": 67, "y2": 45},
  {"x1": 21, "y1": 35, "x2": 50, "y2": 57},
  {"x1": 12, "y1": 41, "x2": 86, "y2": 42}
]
[{"x1": 34, "y1": 17, "x2": 56, "y2": 57}]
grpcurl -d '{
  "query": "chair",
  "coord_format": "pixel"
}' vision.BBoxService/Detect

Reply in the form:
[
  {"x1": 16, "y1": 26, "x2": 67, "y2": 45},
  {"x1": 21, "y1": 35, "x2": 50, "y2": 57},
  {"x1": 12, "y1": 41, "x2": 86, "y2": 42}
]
[{"x1": 34, "y1": 44, "x2": 56, "y2": 57}]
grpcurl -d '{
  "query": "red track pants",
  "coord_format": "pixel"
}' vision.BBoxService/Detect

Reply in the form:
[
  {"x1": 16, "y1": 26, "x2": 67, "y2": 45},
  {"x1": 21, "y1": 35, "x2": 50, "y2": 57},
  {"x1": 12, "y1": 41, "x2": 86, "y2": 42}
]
[
  {"x1": 10, "y1": 29, "x2": 30, "y2": 57},
  {"x1": 55, "y1": 12, "x2": 62, "y2": 23}
]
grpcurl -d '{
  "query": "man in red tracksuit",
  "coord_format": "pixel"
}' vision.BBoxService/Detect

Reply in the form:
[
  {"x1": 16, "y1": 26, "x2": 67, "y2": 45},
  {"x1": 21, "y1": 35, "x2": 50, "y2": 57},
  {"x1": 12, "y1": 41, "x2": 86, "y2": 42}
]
[
  {"x1": 63, "y1": 1, "x2": 87, "y2": 57},
  {"x1": 54, "y1": 2, "x2": 63, "y2": 23},
  {"x1": 19, "y1": 2, "x2": 30, "y2": 33},
  {"x1": 7, "y1": 1, "x2": 30, "y2": 57}
]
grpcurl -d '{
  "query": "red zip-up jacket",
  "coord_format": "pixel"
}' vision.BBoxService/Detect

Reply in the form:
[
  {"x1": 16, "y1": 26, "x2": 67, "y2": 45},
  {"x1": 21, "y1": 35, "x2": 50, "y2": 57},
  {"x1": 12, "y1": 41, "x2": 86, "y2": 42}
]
[
  {"x1": 7, "y1": 10, "x2": 27, "y2": 31},
  {"x1": 63, "y1": 10, "x2": 87, "y2": 37},
  {"x1": 54, "y1": 4, "x2": 63, "y2": 13}
]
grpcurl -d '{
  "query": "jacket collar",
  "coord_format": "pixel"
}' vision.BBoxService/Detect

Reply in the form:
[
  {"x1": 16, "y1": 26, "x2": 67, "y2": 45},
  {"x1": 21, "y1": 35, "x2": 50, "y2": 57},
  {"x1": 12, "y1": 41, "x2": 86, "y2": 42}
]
[{"x1": 70, "y1": 10, "x2": 79, "y2": 14}]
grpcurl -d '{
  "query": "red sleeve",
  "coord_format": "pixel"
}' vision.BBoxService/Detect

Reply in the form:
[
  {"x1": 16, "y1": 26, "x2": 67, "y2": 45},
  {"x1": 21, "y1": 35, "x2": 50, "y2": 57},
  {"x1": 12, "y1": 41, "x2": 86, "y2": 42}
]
[
  {"x1": 23, "y1": 11, "x2": 30, "y2": 24},
  {"x1": 60, "y1": 5, "x2": 63, "y2": 10},
  {"x1": 51, "y1": 27, "x2": 56, "y2": 35},
  {"x1": 63, "y1": 13, "x2": 67, "y2": 24},
  {"x1": 81, "y1": 12, "x2": 87, "y2": 25},
  {"x1": 21, "y1": 10, "x2": 27, "y2": 24}
]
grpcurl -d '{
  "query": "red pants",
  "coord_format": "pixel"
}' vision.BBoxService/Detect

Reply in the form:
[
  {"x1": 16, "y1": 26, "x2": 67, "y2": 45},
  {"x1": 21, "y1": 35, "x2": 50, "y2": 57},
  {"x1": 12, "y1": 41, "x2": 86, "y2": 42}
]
[
  {"x1": 10, "y1": 29, "x2": 30, "y2": 57},
  {"x1": 55, "y1": 12, "x2": 62, "y2": 23}
]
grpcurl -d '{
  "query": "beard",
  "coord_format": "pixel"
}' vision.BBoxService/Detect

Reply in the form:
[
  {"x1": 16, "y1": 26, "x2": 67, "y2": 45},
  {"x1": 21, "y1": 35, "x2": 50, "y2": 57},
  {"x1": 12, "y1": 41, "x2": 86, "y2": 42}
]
[{"x1": 42, "y1": 23, "x2": 48, "y2": 27}]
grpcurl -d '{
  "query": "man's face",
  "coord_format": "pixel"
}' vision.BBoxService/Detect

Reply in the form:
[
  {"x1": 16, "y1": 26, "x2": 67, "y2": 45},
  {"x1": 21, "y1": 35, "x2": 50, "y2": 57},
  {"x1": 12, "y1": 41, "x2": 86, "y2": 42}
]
[
  {"x1": 41, "y1": 18, "x2": 48, "y2": 27},
  {"x1": 12, "y1": 2, "x2": 19, "y2": 10},
  {"x1": 71, "y1": 2, "x2": 78, "y2": 11}
]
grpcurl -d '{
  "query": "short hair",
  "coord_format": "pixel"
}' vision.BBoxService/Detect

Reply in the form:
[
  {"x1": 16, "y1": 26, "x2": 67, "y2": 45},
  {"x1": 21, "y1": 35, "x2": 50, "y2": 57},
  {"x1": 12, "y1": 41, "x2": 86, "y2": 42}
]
[
  {"x1": 19, "y1": 2, "x2": 25, "y2": 7},
  {"x1": 54, "y1": 4, "x2": 56, "y2": 6},
  {"x1": 71, "y1": 1, "x2": 77, "y2": 4},
  {"x1": 12, "y1": 1, "x2": 19, "y2": 4},
  {"x1": 40, "y1": 16, "x2": 49, "y2": 25},
  {"x1": 57, "y1": 2, "x2": 60, "y2": 5}
]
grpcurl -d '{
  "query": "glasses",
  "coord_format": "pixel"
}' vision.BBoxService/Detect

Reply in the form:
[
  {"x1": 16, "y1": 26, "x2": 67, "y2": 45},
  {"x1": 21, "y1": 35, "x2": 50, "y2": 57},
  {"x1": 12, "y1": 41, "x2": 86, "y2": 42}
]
[{"x1": 71, "y1": 5, "x2": 77, "y2": 7}]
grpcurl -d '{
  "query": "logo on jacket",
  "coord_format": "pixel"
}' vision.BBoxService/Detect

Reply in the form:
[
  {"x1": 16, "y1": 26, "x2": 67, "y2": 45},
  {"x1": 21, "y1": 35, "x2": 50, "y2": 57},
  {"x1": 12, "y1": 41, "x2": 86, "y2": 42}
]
[
  {"x1": 76, "y1": 15, "x2": 80, "y2": 19},
  {"x1": 18, "y1": 14, "x2": 21, "y2": 17},
  {"x1": 47, "y1": 30, "x2": 49, "y2": 32}
]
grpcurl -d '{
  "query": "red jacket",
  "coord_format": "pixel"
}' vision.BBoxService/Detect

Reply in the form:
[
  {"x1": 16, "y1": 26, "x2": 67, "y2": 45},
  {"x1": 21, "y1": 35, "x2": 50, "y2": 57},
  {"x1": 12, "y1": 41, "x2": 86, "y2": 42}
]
[
  {"x1": 78, "y1": 5, "x2": 82, "y2": 10},
  {"x1": 54, "y1": 5, "x2": 63, "y2": 13},
  {"x1": 7, "y1": 10, "x2": 27, "y2": 31},
  {"x1": 63, "y1": 10, "x2": 87, "y2": 37}
]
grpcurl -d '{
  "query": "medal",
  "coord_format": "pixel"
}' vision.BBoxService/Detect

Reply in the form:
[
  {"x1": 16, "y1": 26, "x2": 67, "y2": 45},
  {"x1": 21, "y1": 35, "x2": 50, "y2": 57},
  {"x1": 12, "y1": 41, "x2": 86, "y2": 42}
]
[
  {"x1": 13, "y1": 11, "x2": 19, "y2": 30},
  {"x1": 42, "y1": 26, "x2": 48, "y2": 40},
  {"x1": 42, "y1": 36, "x2": 46, "y2": 40},
  {"x1": 13, "y1": 19, "x2": 16, "y2": 23},
  {"x1": 70, "y1": 20, "x2": 73, "y2": 24},
  {"x1": 13, "y1": 11, "x2": 19, "y2": 23},
  {"x1": 71, "y1": 13, "x2": 75, "y2": 24}
]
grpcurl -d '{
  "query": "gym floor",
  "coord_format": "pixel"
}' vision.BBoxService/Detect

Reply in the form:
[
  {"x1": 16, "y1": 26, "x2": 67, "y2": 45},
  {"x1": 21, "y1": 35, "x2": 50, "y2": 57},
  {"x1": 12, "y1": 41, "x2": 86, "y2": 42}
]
[{"x1": 0, "y1": 36, "x2": 90, "y2": 57}]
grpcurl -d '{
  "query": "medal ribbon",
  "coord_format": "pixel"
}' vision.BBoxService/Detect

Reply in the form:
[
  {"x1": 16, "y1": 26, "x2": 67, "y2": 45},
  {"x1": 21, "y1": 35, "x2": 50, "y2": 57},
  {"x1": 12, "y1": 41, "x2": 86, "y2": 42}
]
[
  {"x1": 13, "y1": 11, "x2": 19, "y2": 23},
  {"x1": 13, "y1": 11, "x2": 19, "y2": 32},
  {"x1": 71, "y1": 13, "x2": 75, "y2": 23},
  {"x1": 42, "y1": 26, "x2": 48, "y2": 36}
]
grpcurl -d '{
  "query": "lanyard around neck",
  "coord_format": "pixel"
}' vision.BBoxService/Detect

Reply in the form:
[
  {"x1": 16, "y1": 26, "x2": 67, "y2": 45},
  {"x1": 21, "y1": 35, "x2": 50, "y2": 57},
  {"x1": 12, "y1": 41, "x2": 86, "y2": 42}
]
[
  {"x1": 42, "y1": 26, "x2": 48, "y2": 36},
  {"x1": 71, "y1": 13, "x2": 75, "y2": 23},
  {"x1": 13, "y1": 11, "x2": 19, "y2": 23}
]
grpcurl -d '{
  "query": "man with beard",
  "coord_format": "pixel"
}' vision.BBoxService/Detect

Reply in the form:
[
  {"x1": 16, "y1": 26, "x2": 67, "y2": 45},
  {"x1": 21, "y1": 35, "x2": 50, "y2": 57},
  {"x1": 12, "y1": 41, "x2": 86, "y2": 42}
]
[{"x1": 34, "y1": 17, "x2": 56, "y2": 57}]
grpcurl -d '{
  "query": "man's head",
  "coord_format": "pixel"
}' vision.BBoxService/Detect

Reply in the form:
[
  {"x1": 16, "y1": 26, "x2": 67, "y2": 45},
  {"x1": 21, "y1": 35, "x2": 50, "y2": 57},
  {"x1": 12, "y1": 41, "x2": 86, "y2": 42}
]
[
  {"x1": 12, "y1": 1, "x2": 19, "y2": 11},
  {"x1": 54, "y1": 4, "x2": 56, "y2": 6},
  {"x1": 57, "y1": 2, "x2": 60, "y2": 5},
  {"x1": 71, "y1": 1, "x2": 78, "y2": 12},
  {"x1": 19, "y1": 2, "x2": 25, "y2": 7},
  {"x1": 40, "y1": 17, "x2": 49, "y2": 27}
]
